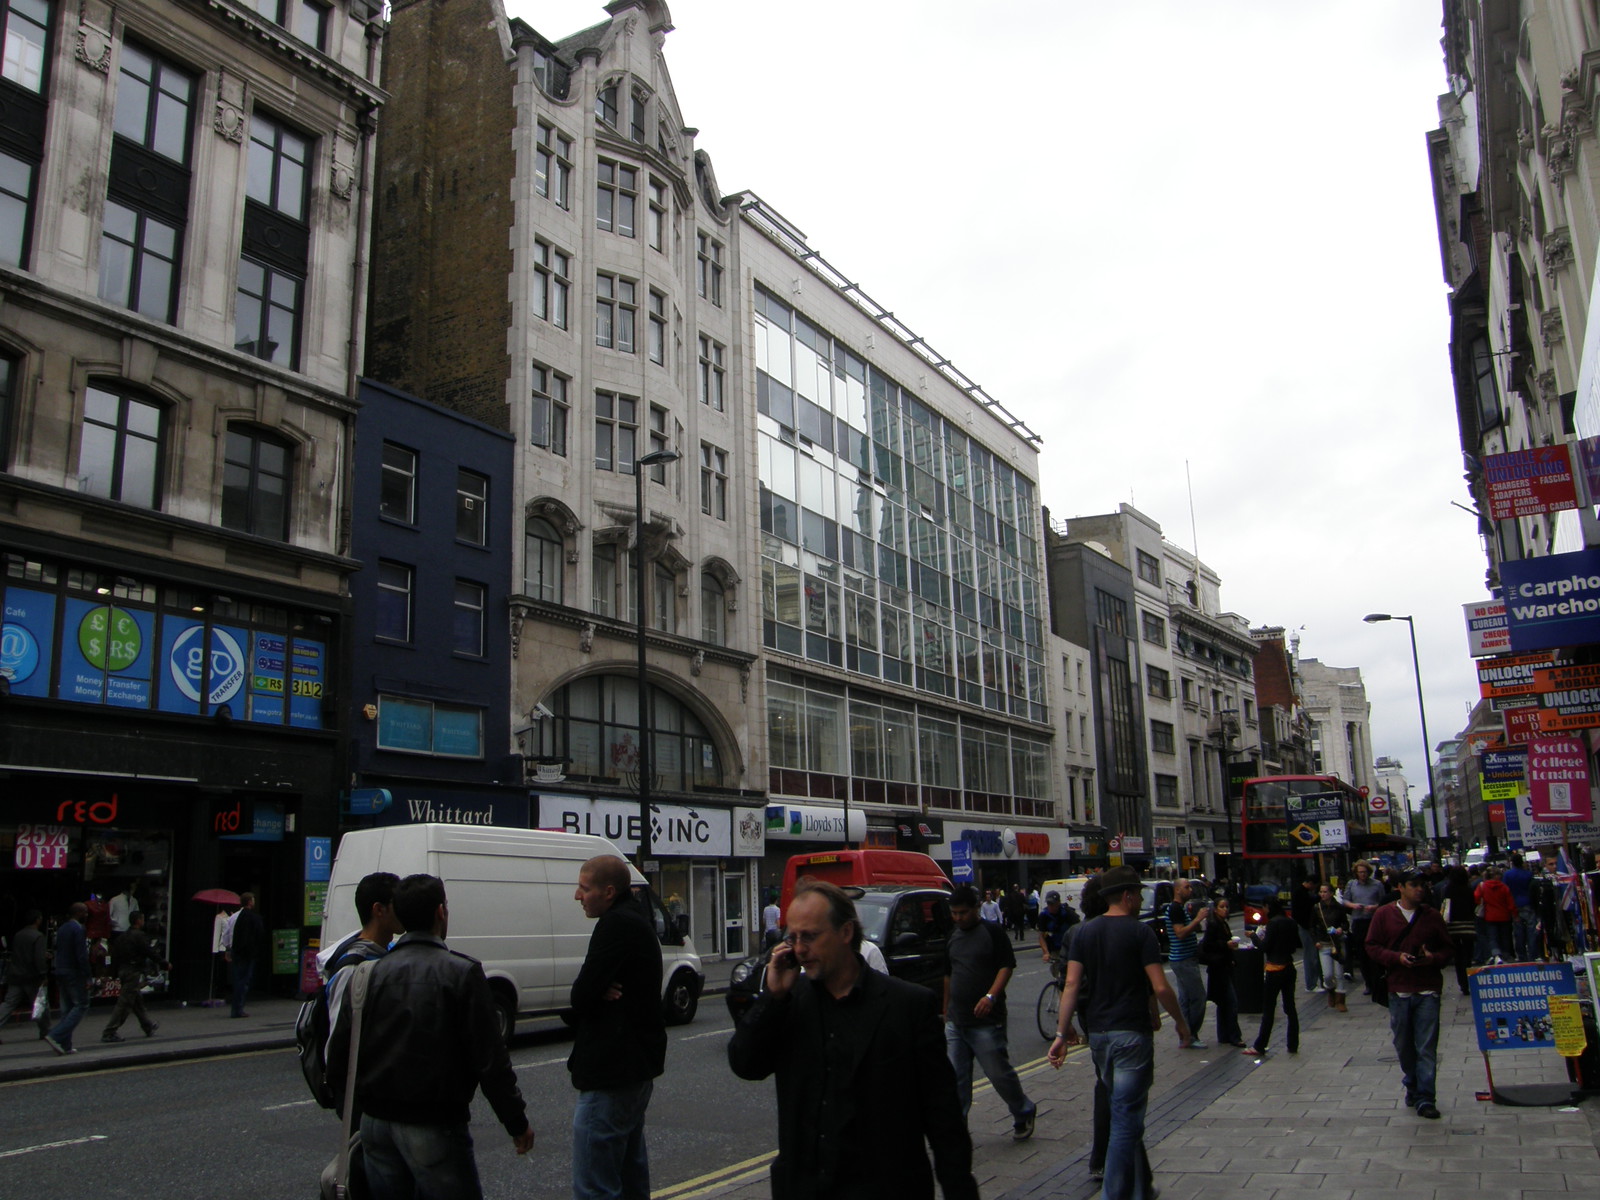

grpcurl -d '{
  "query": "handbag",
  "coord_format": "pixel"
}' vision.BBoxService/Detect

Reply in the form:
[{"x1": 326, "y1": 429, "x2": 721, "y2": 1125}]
[
  {"x1": 30, "y1": 986, "x2": 48, "y2": 1022},
  {"x1": 320, "y1": 962, "x2": 375, "y2": 1200}
]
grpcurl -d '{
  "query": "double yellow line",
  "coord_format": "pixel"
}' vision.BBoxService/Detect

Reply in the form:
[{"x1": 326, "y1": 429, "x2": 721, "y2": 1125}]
[{"x1": 651, "y1": 1044, "x2": 1086, "y2": 1199}]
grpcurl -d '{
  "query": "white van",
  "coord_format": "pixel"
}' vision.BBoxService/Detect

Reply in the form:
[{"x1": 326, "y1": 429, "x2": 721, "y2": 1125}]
[
  {"x1": 1463, "y1": 847, "x2": 1491, "y2": 869},
  {"x1": 321, "y1": 824, "x2": 704, "y2": 1039}
]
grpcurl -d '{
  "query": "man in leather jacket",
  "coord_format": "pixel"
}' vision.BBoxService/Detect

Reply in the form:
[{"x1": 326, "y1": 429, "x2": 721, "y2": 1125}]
[{"x1": 327, "y1": 873, "x2": 533, "y2": 1197}]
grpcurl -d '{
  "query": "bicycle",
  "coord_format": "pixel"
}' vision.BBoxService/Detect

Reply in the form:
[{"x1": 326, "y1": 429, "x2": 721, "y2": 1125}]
[{"x1": 1035, "y1": 954, "x2": 1065, "y2": 1041}]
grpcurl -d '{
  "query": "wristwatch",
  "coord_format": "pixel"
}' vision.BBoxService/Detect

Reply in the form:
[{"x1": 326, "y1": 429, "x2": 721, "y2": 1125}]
[{"x1": 984, "y1": 993, "x2": 994, "y2": 1002}]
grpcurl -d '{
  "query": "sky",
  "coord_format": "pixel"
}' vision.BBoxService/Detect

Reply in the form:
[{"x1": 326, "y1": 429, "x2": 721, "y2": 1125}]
[{"x1": 503, "y1": 0, "x2": 1483, "y2": 803}]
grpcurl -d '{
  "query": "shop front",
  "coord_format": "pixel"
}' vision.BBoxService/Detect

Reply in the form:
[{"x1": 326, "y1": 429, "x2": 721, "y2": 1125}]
[
  {"x1": 535, "y1": 794, "x2": 764, "y2": 962},
  {"x1": 931, "y1": 822, "x2": 1074, "y2": 891},
  {"x1": 757, "y1": 800, "x2": 868, "y2": 900}
]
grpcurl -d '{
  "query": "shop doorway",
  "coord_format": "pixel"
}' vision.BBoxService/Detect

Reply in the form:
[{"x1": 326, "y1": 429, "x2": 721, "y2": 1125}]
[
  {"x1": 691, "y1": 865, "x2": 718, "y2": 960},
  {"x1": 722, "y1": 873, "x2": 746, "y2": 958}
]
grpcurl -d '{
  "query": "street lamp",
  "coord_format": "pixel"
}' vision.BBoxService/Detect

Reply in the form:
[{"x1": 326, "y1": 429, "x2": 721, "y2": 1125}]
[
  {"x1": 635, "y1": 447, "x2": 681, "y2": 874},
  {"x1": 1363, "y1": 613, "x2": 1444, "y2": 862}
]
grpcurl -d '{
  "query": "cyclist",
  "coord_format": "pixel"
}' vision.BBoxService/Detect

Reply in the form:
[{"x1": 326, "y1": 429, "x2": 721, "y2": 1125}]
[{"x1": 1036, "y1": 890, "x2": 1077, "y2": 967}]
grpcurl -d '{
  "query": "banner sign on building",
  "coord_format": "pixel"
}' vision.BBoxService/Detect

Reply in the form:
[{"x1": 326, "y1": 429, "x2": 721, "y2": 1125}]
[
  {"x1": 1528, "y1": 738, "x2": 1595, "y2": 822},
  {"x1": 1284, "y1": 792, "x2": 1348, "y2": 852},
  {"x1": 1504, "y1": 706, "x2": 1543, "y2": 744},
  {"x1": 1503, "y1": 791, "x2": 1600, "y2": 848},
  {"x1": 1501, "y1": 547, "x2": 1600, "y2": 652},
  {"x1": 1366, "y1": 792, "x2": 1392, "y2": 836},
  {"x1": 1470, "y1": 961, "x2": 1578, "y2": 1051},
  {"x1": 1482, "y1": 445, "x2": 1580, "y2": 521},
  {"x1": 950, "y1": 839, "x2": 973, "y2": 883},
  {"x1": 1480, "y1": 750, "x2": 1527, "y2": 802},
  {"x1": 539, "y1": 796, "x2": 732, "y2": 856},
  {"x1": 1464, "y1": 599, "x2": 1511, "y2": 657},
  {"x1": 1478, "y1": 653, "x2": 1561, "y2": 700}
]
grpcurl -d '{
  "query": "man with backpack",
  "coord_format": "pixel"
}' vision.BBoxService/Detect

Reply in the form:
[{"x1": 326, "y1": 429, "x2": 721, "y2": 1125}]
[
  {"x1": 297, "y1": 871, "x2": 402, "y2": 1112},
  {"x1": 943, "y1": 884, "x2": 1036, "y2": 1141}
]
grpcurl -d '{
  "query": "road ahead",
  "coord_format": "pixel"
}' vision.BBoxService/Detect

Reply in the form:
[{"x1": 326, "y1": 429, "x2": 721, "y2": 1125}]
[{"x1": 0, "y1": 940, "x2": 1058, "y2": 1199}]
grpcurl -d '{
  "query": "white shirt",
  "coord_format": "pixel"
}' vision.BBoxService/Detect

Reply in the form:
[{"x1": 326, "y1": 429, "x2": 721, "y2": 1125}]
[
  {"x1": 762, "y1": 903, "x2": 781, "y2": 934},
  {"x1": 109, "y1": 893, "x2": 140, "y2": 933},
  {"x1": 862, "y1": 940, "x2": 889, "y2": 974}
]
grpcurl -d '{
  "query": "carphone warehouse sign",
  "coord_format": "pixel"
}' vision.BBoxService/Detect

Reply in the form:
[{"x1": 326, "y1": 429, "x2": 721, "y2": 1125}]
[{"x1": 1501, "y1": 548, "x2": 1600, "y2": 652}]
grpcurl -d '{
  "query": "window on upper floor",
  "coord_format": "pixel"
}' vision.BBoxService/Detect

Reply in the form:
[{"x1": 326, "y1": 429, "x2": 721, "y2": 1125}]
[
  {"x1": 221, "y1": 425, "x2": 291, "y2": 539},
  {"x1": 646, "y1": 405, "x2": 671, "y2": 481},
  {"x1": 1136, "y1": 549, "x2": 1161, "y2": 586},
  {"x1": 1155, "y1": 774, "x2": 1179, "y2": 808},
  {"x1": 524, "y1": 517, "x2": 563, "y2": 603},
  {"x1": 594, "y1": 391, "x2": 636, "y2": 474},
  {"x1": 535, "y1": 123, "x2": 572, "y2": 209},
  {"x1": 701, "y1": 443, "x2": 727, "y2": 519},
  {"x1": 1244, "y1": 697, "x2": 1256, "y2": 722},
  {"x1": 238, "y1": 111, "x2": 311, "y2": 367},
  {"x1": 79, "y1": 384, "x2": 162, "y2": 509},
  {"x1": 244, "y1": 0, "x2": 330, "y2": 51},
  {"x1": 595, "y1": 273, "x2": 636, "y2": 352},
  {"x1": 375, "y1": 560, "x2": 413, "y2": 642},
  {"x1": 651, "y1": 562, "x2": 676, "y2": 634},
  {"x1": 530, "y1": 364, "x2": 569, "y2": 456},
  {"x1": 698, "y1": 335, "x2": 725, "y2": 411},
  {"x1": 2, "y1": 0, "x2": 52, "y2": 94},
  {"x1": 1141, "y1": 611, "x2": 1165, "y2": 647},
  {"x1": 1150, "y1": 720, "x2": 1175, "y2": 755},
  {"x1": 1147, "y1": 665, "x2": 1171, "y2": 700},
  {"x1": 380, "y1": 442, "x2": 416, "y2": 523},
  {"x1": 701, "y1": 573, "x2": 725, "y2": 646},
  {"x1": 0, "y1": 144, "x2": 36, "y2": 270},
  {"x1": 595, "y1": 82, "x2": 618, "y2": 128},
  {"x1": 647, "y1": 178, "x2": 667, "y2": 251},
  {"x1": 696, "y1": 232, "x2": 723, "y2": 305},
  {"x1": 532, "y1": 239, "x2": 570, "y2": 329},
  {"x1": 596, "y1": 159, "x2": 636, "y2": 237},
  {"x1": 456, "y1": 469, "x2": 487, "y2": 545},
  {"x1": 102, "y1": 43, "x2": 195, "y2": 324},
  {"x1": 0, "y1": 351, "x2": 16, "y2": 469},
  {"x1": 629, "y1": 90, "x2": 647, "y2": 143},
  {"x1": 591, "y1": 541, "x2": 618, "y2": 618},
  {"x1": 647, "y1": 290, "x2": 666, "y2": 365},
  {"x1": 453, "y1": 579, "x2": 485, "y2": 657}
]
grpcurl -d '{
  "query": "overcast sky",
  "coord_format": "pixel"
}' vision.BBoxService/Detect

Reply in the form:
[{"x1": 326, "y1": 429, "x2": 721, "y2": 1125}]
[{"x1": 503, "y1": 0, "x2": 1482, "y2": 804}]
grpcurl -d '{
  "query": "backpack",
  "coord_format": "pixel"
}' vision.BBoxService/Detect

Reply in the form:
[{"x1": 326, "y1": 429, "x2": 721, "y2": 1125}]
[{"x1": 295, "y1": 934, "x2": 367, "y2": 1109}]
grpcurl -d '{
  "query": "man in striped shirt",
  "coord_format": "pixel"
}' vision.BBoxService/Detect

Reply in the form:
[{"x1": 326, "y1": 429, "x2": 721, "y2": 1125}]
[{"x1": 1164, "y1": 880, "x2": 1211, "y2": 1049}]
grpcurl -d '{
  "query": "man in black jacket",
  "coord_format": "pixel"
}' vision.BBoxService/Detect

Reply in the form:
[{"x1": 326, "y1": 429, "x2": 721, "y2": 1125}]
[
  {"x1": 569, "y1": 854, "x2": 666, "y2": 1200},
  {"x1": 327, "y1": 873, "x2": 533, "y2": 1198},
  {"x1": 100, "y1": 910, "x2": 164, "y2": 1041},
  {"x1": 0, "y1": 910, "x2": 49, "y2": 1041},
  {"x1": 728, "y1": 880, "x2": 978, "y2": 1200}
]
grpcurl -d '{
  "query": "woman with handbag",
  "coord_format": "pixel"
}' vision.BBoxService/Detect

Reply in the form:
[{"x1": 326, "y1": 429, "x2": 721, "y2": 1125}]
[
  {"x1": 1198, "y1": 897, "x2": 1246, "y2": 1048},
  {"x1": 1313, "y1": 884, "x2": 1349, "y2": 1011}
]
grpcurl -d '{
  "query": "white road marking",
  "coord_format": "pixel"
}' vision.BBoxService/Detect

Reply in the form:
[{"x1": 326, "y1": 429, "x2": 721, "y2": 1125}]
[
  {"x1": 0, "y1": 1135, "x2": 109, "y2": 1159},
  {"x1": 263, "y1": 1099, "x2": 318, "y2": 1111}
]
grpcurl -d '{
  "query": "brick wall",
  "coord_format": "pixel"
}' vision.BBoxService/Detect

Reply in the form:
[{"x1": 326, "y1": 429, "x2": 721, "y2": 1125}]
[{"x1": 367, "y1": 0, "x2": 515, "y2": 430}]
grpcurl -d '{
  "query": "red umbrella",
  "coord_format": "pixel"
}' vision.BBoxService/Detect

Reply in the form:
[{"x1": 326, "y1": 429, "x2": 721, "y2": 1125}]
[{"x1": 192, "y1": 888, "x2": 240, "y2": 906}]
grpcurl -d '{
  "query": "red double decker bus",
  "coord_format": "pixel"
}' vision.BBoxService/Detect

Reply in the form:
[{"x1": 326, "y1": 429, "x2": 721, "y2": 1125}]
[{"x1": 1239, "y1": 774, "x2": 1370, "y2": 863}]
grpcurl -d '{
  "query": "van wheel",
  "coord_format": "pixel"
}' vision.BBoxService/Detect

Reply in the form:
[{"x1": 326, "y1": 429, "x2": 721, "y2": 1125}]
[
  {"x1": 662, "y1": 970, "x2": 700, "y2": 1025},
  {"x1": 491, "y1": 986, "x2": 516, "y2": 1046}
]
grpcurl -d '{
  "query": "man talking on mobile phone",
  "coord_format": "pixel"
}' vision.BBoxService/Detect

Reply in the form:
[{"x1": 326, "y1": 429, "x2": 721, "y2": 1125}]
[
  {"x1": 727, "y1": 880, "x2": 977, "y2": 1199},
  {"x1": 1364, "y1": 870, "x2": 1453, "y2": 1119}
]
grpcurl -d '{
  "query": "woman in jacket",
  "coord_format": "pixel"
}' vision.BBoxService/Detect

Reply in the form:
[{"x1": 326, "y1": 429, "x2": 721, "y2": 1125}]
[
  {"x1": 1243, "y1": 898, "x2": 1300, "y2": 1057},
  {"x1": 1199, "y1": 897, "x2": 1245, "y2": 1048},
  {"x1": 1313, "y1": 883, "x2": 1349, "y2": 1011},
  {"x1": 1443, "y1": 867, "x2": 1478, "y2": 993},
  {"x1": 1475, "y1": 868, "x2": 1516, "y2": 963}
]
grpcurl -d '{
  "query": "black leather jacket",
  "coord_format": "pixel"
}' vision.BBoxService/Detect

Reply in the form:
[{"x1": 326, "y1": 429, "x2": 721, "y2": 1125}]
[
  {"x1": 326, "y1": 933, "x2": 528, "y2": 1136},
  {"x1": 567, "y1": 892, "x2": 666, "y2": 1091}
]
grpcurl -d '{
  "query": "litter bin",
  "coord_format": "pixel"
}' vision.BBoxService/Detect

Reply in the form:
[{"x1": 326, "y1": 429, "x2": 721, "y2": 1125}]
[{"x1": 1233, "y1": 945, "x2": 1265, "y2": 1014}]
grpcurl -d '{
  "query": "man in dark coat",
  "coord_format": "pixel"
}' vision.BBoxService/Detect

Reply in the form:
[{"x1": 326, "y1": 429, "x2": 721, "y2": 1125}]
[
  {"x1": 0, "y1": 910, "x2": 50, "y2": 1041},
  {"x1": 226, "y1": 892, "x2": 264, "y2": 1018},
  {"x1": 728, "y1": 880, "x2": 978, "y2": 1200},
  {"x1": 568, "y1": 855, "x2": 666, "y2": 1200},
  {"x1": 100, "y1": 910, "x2": 164, "y2": 1041},
  {"x1": 44, "y1": 902, "x2": 90, "y2": 1055}
]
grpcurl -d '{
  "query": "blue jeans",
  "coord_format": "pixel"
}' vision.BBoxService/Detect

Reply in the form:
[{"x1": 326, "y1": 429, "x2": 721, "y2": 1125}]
[
  {"x1": 945, "y1": 1021, "x2": 1035, "y2": 1124},
  {"x1": 1169, "y1": 958, "x2": 1205, "y2": 1039},
  {"x1": 1388, "y1": 992, "x2": 1441, "y2": 1107},
  {"x1": 573, "y1": 1080, "x2": 653, "y2": 1200},
  {"x1": 359, "y1": 1114, "x2": 482, "y2": 1200},
  {"x1": 230, "y1": 956, "x2": 255, "y2": 1016},
  {"x1": 1298, "y1": 926, "x2": 1323, "y2": 991},
  {"x1": 1512, "y1": 908, "x2": 1539, "y2": 960},
  {"x1": 1089, "y1": 1030, "x2": 1154, "y2": 1200},
  {"x1": 47, "y1": 976, "x2": 89, "y2": 1050}
]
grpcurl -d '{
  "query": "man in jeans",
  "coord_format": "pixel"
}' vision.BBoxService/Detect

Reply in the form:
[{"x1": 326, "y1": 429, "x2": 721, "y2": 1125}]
[
  {"x1": 1048, "y1": 867, "x2": 1189, "y2": 1200},
  {"x1": 1340, "y1": 860, "x2": 1386, "y2": 994},
  {"x1": 1364, "y1": 870, "x2": 1453, "y2": 1119},
  {"x1": 44, "y1": 902, "x2": 89, "y2": 1056},
  {"x1": 326, "y1": 874, "x2": 534, "y2": 1196},
  {"x1": 1500, "y1": 853, "x2": 1537, "y2": 961},
  {"x1": 943, "y1": 885, "x2": 1036, "y2": 1141},
  {"x1": 1163, "y1": 879, "x2": 1210, "y2": 1048},
  {"x1": 569, "y1": 855, "x2": 666, "y2": 1200}
]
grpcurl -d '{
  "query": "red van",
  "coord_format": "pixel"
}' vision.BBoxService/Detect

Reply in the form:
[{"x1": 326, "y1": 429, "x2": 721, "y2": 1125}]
[{"x1": 778, "y1": 848, "x2": 950, "y2": 915}]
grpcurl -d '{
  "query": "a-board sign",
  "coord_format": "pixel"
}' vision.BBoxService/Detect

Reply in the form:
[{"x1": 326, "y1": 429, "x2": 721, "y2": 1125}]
[{"x1": 1468, "y1": 961, "x2": 1578, "y2": 1051}]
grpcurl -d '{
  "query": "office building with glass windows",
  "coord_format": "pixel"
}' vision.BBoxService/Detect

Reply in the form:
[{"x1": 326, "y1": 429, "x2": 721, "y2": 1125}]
[{"x1": 0, "y1": 0, "x2": 384, "y2": 999}]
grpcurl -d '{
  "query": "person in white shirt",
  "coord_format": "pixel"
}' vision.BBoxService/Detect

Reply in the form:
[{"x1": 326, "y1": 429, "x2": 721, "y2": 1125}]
[
  {"x1": 979, "y1": 891, "x2": 1003, "y2": 925},
  {"x1": 761, "y1": 894, "x2": 782, "y2": 947},
  {"x1": 109, "y1": 882, "x2": 140, "y2": 934}
]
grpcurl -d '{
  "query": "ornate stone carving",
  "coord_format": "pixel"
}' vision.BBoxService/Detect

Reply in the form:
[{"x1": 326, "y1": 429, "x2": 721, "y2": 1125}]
[
  {"x1": 1544, "y1": 228, "x2": 1574, "y2": 280},
  {"x1": 1541, "y1": 308, "x2": 1565, "y2": 350},
  {"x1": 330, "y1": 159, "x2": 356, "y2": 202},
  {"x1": 566, "y1": 548, "x2": 581, "y2": 565},
  {"x1": 76, "y1": 23, "x2": 112, "y2": 73},
  {"x1": 510, "y1": 604, "x2": 527, "y2": 659},
  {"x1": 690, "y1": 650, "x2": 705, "y2": 677},
  {"x1": 739, "y1": 664, "x2": 751, "y2": 702},
  {"x1": 1536, "y1": 369, "x2": 1558, "y2": 402},
  {"x1": 579, "y1": 623, "x2": 595, "y2": 654},
  {"x1": 215, "y1": 102, "x2": 246, "y2": 143}
]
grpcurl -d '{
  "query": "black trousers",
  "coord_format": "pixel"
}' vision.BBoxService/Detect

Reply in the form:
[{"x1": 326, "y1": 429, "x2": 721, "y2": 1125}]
[{"x1": 1250, "y1": 965, "x2": 1299, "y2": 1054}]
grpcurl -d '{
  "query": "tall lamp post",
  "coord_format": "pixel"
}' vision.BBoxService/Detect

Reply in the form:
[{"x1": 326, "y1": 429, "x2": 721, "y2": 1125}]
[
  {"x1": 634, "y1": 448, "x2": 681, "y2": 875},
  {"x1": 1363, "y1": 613, "x2": 1444, "y2": 862}
]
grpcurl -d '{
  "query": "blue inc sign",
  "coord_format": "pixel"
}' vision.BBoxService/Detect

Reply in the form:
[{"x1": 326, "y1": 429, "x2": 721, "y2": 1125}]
[{"x1": 1501, "y1": 547, "x2": 1600, "y2": 652}]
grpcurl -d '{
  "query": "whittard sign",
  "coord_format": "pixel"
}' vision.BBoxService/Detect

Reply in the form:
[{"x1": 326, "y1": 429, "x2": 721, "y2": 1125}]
[{"x1": 1500, "y1": 547, "x2": 1600, "y2": 652}]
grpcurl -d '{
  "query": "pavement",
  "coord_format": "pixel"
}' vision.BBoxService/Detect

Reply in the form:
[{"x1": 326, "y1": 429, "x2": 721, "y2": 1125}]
[{"x1": 6, "y1": 959, "x2": 1598, "y2": 1198}]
